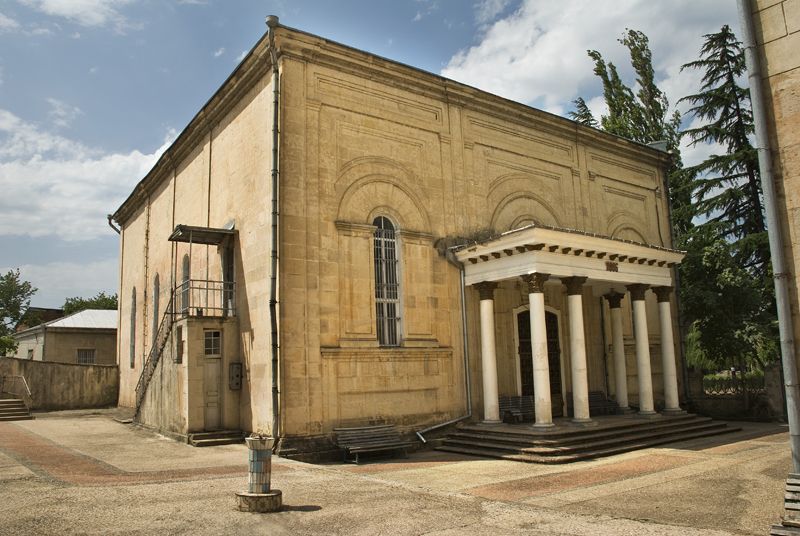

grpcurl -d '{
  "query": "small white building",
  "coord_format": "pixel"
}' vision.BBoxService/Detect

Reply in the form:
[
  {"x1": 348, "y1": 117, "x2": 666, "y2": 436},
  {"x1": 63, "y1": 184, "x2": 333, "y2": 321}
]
[{"x1": 11, "y1": 309, "x2": 118, "y2": 365}]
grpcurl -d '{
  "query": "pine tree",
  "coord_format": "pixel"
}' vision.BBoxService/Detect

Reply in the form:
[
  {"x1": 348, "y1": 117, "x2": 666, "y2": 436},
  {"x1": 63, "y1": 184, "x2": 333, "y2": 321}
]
[
  {"x1": 568, "y1": 97, "x2": 598, "y2": 128},
  {"x1": 679, "y1": 24, "x2": 767, "y2": 274},
  {"x1": 679, "y1": 25, "x2": 776, "y2": 368}
]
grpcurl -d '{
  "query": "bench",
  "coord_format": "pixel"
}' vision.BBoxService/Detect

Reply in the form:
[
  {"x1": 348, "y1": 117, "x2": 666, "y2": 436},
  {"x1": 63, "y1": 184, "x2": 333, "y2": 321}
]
[
  {"x1": 499, "y1": 395, "x2": 535, "y2": 423},
  {"x1": 333, "y1": 424, "x2": 416, "y2": 464}
]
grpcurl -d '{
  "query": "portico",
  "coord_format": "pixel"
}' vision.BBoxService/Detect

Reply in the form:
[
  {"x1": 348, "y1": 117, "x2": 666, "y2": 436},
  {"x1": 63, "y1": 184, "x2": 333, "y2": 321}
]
[{"x1": 456, "y1": 224, "x2": 685, "y2": 427}]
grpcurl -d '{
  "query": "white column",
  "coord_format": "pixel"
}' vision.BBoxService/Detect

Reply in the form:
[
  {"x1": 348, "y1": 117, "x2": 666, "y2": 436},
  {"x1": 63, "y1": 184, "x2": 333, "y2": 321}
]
[
  {"x1": 564, "y1": 277, "x2": 592, "y2": 423},
  {"x1": 654, "y1": 286, "x2": 682, "y2": 413},
  {"x1": 523, "y1": 273, "x2": 553, "y2": 428},
  {"x1": 627, "y1": 284, "x2": 656, "y2": 415},
  {"x1": 605, "y1": 292, "x2": 630, "y2": 410},
  {"x1": 475, "y1": 282, "x2": 501, "y2": 423}
]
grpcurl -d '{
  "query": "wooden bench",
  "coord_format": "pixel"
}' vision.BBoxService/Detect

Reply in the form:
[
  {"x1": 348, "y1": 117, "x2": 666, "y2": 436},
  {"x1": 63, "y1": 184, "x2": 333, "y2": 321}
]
[
  {"x1": 499, "y1": 395, "x2": 535, "y2": 423},
  {"x1": 333, "y1": 424, "x2": 416, "y2": 464}
]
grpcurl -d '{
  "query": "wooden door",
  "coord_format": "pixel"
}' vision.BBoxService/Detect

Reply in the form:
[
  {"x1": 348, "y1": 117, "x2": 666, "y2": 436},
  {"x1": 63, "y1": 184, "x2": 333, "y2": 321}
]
[{"x1": 204, "y1": 357, "x2": 222, "y2": 430}]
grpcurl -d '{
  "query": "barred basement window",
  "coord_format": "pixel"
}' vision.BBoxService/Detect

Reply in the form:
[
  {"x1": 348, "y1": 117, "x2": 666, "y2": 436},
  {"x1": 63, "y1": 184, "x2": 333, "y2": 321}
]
[
  {"x1": 373, "y1": 216, "x2": 400, "y2": 346},
  {"x1": 77, "y1": 348, "x2": 96, "y2": 365}
]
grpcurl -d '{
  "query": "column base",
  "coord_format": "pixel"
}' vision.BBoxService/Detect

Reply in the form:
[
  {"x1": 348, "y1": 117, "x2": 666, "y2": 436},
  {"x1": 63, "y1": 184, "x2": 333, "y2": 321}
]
[
  {"x1": 661, "y1": 408, "x2": 686, "y2": 416},
  {"x1": 236, "y1": 490, "x2": 282, "y2": 513},
  {"x1": 635, "y1": 410, "x2": 661, "y2": 420},
  {"x1": 616, "y1": 407, "x2": 636, "y2": 415},
  {"x1": 481, "y1": 419, "x2": 503, "y2": 425},
  {"x1": 569, "y1": 418, "x2": 598, "y2": 427},
  {"x1": 531, "y1": 422, "x2": 555, "y2": 431}
]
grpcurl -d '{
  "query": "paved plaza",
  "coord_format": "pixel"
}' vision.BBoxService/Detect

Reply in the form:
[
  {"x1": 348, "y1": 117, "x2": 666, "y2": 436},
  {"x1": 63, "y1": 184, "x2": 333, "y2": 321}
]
[{"x1": 0, "y1": 410, "x2": 791, "y2": 535}]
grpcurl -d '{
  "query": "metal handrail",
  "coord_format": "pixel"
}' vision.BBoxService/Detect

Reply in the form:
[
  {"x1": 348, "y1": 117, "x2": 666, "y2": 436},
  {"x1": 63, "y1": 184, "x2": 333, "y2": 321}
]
[{"x1": 1, "y1": 374, "x2": 33, "y2": 409}]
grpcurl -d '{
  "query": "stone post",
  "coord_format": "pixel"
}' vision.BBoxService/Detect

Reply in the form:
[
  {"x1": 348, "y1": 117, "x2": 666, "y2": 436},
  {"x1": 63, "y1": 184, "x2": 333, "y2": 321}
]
[
  {"x1": 475, "y1": 282, "x2": 501, "y2": 423},
  {"x1": 653, "y1": 286, "x2": 683, "y2": 414},
  {"x1": 605, "y1": 291, "x2": 630, "y2": 411},
  {"x1": 627, "y1": 284, "x2": 656, "y2": 416},
  {"x1": 563, "y1": 276, "x2": 593, "y2": 425},
  {"x1": 236, "y1": 435, "x2": 282, "y2": 512},
  {"x1": 522, "y1": 273, "x2": 554, "y2": 428}
]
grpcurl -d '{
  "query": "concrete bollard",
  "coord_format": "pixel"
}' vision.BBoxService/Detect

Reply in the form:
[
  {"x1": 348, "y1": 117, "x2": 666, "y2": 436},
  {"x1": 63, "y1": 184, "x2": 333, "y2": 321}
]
[{"x1": 235, "y1": 435, "x2": 282, "y2": 513}]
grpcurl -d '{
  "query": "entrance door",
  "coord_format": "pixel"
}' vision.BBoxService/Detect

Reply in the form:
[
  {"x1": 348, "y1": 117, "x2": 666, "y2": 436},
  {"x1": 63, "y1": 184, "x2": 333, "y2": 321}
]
[
  {"x1": 517, "y1": 310, "x2": 563, "y2": 417},
  {"x1": 203, "y1": 330, "x2": 222, "y2": 431},
  {"x1": 204, "y1": 358, "x2": 222, "y2": 430}
]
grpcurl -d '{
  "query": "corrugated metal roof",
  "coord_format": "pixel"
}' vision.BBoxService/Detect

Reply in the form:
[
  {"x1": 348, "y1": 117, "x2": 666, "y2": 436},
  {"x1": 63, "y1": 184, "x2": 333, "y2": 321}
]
[{"x1": 48, "y1": 309, "x2": 117, "y2": 330}]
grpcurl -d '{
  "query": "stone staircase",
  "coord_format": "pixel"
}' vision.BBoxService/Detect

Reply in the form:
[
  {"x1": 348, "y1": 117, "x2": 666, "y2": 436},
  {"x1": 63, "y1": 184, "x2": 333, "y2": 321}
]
[
  {"x1": 0, "y1": 398, "x2": 34, "y2": 422},
  {"x1": 188, "y1": 430, "x2": 244, "y2": 447},
  {"x1": 771, "y1": 474, "x2": 800, "y2": 535},
  {"x1": 437, "y1": 413, "x2": 739, "y2": 463}
]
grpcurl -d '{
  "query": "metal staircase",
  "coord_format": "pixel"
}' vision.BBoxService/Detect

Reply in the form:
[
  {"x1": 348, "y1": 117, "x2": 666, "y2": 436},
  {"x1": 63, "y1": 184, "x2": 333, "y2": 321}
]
[{"x1": 134, "y1": 291, "x2": 176, "y2": 420}]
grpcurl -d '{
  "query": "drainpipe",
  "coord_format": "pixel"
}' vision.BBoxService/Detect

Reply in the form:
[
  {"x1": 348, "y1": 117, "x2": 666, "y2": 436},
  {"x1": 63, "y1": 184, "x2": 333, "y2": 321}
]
[
  {"x1": 738, "y1": 0, "x2": 800, "y2": 472},
  {"x1": 416, "y1": 247, "x2": 472, "y2": 443},
  {"x1": 266, "y1": 15, "x2": 282, "y2": 443},
  {"x1": 107, "y1": 214, "x2": 120, "y2": 234}
]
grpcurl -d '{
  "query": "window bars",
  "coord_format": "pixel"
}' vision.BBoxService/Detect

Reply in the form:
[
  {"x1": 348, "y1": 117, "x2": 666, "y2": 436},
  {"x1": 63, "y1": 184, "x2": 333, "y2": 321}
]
[{"x1": 373, "y1": 216, "x2": 400, "y2": 346}]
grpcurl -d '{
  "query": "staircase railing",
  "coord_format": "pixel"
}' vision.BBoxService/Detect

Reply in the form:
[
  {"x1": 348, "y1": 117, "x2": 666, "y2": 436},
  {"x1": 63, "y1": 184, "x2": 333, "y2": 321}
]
[
  {"x1": 1, "y1": 374, "x2": 33, "y2": 410},
  {"x1": 134, "y1": 290, "x2": 177, "y2": 419}
]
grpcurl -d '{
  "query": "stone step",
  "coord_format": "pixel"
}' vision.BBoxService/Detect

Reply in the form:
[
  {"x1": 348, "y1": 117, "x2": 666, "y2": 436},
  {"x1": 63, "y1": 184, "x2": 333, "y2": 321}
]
[
  {"x1": 0, "y1": 415, "x2": 34, "y2": 422},
  {"x1": 772, "y1": 524, "x2": 800, "y2": 535},
  {"x1": 0, "y1": 399, "x2": 26, "y2": 408},
  {"x1": 0, "y1": 410, "x2": 31, "y2": 418},
  {"x1": 452, "y1": 415, "x2": 713, "y2": 447},
  {"x1": 437, "y1": 425, "x2": 739, "y2": 464},
  {"x1": 442, "y1": 421, "x2": 731, "y2": 457},
  {"x1": 188, "y1": 430, "x2": 244, "y2": 447}
]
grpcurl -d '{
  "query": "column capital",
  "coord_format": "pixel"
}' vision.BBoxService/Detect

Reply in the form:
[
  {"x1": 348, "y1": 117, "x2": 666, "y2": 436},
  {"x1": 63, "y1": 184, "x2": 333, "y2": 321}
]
[
  {"x1": 562, "y1": 276, "x2": 588, "y2": 296},
  {"x1": 521, "y1": 273, "x2": 550, "y2": 294},
  {"x1": 626, "y1": 283, "x2": 649, "y2": 301},
  {"x1": 604, "y1": 291, "x2": 625, "y2": 309},
  {"x1": 652, "y1": 286, "x2": 673, "y2": 303},
  {"x1": 473, "y1": 281, "x2": 498, "y2": 301}
]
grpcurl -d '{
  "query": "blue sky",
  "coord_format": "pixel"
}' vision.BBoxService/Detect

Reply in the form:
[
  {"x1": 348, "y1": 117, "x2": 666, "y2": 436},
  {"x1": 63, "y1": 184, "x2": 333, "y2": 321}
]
[{"x1": 0, "y1": 0, "x2": 738, "y2": 307}]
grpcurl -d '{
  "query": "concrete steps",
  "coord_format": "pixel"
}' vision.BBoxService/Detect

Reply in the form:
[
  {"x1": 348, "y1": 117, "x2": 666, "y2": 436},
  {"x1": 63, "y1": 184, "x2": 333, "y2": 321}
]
[
  {"x1": 437, "y1": 414, "x2": 740, "y2": 464},
  {"x1": 0, "y1": 398, "x2": 33, "y2": 422},
  {"x1": 188, "y1": 430, "x2": 244, "y2": 447}
]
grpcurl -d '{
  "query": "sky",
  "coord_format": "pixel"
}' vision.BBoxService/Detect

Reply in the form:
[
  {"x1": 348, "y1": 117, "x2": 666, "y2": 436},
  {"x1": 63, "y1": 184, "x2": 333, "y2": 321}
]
[{"x1": 0, "y1": 0, "x2": 739, "y2": 307}]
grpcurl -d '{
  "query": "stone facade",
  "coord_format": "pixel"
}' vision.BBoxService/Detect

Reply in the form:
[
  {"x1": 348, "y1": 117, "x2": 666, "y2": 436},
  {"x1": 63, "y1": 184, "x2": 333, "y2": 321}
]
[
  {"x1": 113, "y1": 22, "x2": 683, "y2": 456},
  {"x1": 751, "y1": 0, "x2": 800, "y2": 378}
]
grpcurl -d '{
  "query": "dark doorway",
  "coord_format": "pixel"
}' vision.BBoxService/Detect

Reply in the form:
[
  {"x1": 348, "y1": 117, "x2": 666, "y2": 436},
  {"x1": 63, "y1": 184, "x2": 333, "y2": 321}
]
[{"x1": 517, "y1": 310, "x2": 563, "y2": 417}]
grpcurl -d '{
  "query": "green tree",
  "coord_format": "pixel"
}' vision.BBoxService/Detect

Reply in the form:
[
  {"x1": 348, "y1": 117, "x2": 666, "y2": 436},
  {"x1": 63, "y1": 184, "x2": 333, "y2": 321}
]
[
  {"x1": 569, "y1": 29, "x2": 691, "y2": 235},
  {"x1": 678, "y1": 25, "x2": 776, "y2": 369},
  {"x1": 62, "y1": 291, "x2": 118, "y2": 316},
  {"x1": 680, "y1": 24, "x2": 767, "y2": 274},
  {"x1": 0, "y1": 269, "x2": 37, "y2": 355}
]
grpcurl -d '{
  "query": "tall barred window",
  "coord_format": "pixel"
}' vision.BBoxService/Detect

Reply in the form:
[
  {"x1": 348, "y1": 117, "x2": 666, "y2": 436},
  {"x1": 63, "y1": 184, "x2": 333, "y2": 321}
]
[{"x1": 373, "y1": 216, "x2": 400, "y2": 346}]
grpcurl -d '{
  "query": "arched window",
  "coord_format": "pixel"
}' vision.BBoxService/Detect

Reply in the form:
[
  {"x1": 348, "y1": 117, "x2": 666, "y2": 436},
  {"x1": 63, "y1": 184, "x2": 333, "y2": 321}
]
[
  {"x1": 152, "y1": 273, "x2": 160, "y2": 345},
  {"x1": 373, "y1": 216, "x2": 400, "y2": 346},
  {"x1": 130, "y1": 287, "x2": 137, "y2": 369},
  {"x1": 181, "y1": 254, "x2": 190, "y2": 314}
]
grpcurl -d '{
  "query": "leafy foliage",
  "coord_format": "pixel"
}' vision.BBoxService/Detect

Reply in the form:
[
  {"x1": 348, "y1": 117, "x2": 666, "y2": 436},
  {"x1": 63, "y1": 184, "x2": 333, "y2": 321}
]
[
  {"x1": 0, "y1": 269, "x2": 37, "y2": 355},
  {"x1": 62, "y1": 292, "x2": 118, "y2": 316}
]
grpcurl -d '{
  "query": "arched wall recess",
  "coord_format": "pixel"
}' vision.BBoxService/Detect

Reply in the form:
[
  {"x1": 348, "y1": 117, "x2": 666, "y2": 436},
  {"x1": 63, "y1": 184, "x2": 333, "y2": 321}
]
[{"x1": 491, "y1": 192, "x2": 561, "y2": 231}]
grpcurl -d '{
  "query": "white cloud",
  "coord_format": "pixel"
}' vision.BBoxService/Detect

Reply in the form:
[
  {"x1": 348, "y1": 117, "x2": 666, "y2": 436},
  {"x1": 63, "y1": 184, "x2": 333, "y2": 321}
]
[
  {"x1": 0, "y1": 12, "x2": 20, "y2": 32},
  {"x1": 70, "y1": 31, "x2": 80, "y2": 38},
  {"x1": 4, "y1": 258, "x2": 119, "y2": 307},
  {"x1": 213, "y1": 47, "x2": 225, "y2": 58},
  {"x1": 235, "y1": 49, "x2": 248, "y2": 63},
  {"x1": 0, "y1": 108, "x2": 174, "y2": 241},
  {"x1": 442, "y1": 0, "x2": 737, "y2": 118},
  {"x1": 46, "y1": 97, "x2": 83, "y2": 128},
  {"x1": 177, "y1": 0, "x2": 208, "y2": 4},
  {"x1": 17, "y1": 0, "x2": 135, "y2": 32},
  {"x1": 474, "y1": 0, "x2": 510, "y2": 26}
]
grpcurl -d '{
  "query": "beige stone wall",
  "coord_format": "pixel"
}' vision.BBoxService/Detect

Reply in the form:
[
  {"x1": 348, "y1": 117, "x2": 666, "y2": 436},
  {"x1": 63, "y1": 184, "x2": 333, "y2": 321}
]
[
  {"x1": 117, "y1": 73, "x2": 275, "y2": 435},
  {"x1": 10, "y1": 331, "x2": 43, "y2": 361},
  {"x1": 753, "y1": 0, "x2": 800, "y2": 376},
  {"x1": 43, "y1": 329, "x2": 117, "y2": 365},
  {"x1": 116, "y1": 26, "x2": 682, "y2": 442},
  {"x1": 0, "y1": 356, "x2": 118, "y2": 410}
]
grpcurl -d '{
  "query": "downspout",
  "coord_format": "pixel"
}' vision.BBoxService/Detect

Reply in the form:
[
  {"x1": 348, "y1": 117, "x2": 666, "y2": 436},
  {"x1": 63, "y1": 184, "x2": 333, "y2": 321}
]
[
  {"x1": 416, "y1": 247, "x2": 472, "y2": 443},
  {"x1": 738, "y1": 0, "x2": 800, "y2": 472},
  {"x1": 266, "y1": 15, "x2": 282, "y2": 443},
  {"x1": 107, "y1": 214, "x2": 120, "y2": 234}
]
